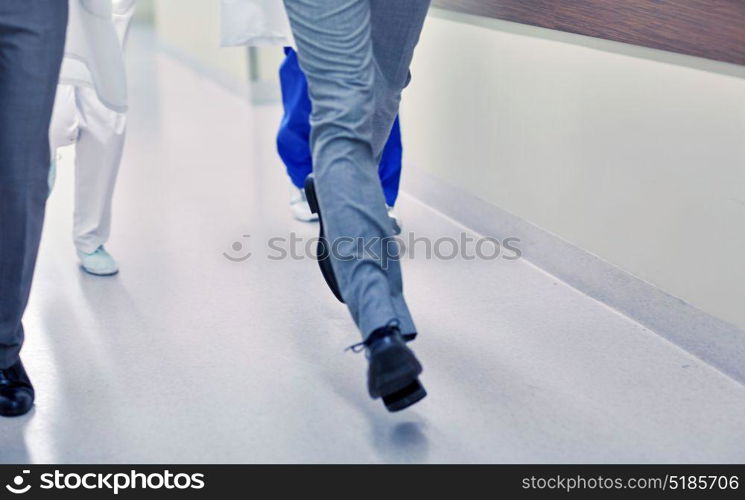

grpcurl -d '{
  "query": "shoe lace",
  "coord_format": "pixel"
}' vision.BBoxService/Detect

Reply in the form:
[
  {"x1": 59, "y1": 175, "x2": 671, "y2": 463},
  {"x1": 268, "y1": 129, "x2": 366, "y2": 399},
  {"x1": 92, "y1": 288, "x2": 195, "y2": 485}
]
[
  {"x1": 344, "y1": 319, "x2": 400, "y2": 354},
  {"x1": 345, "y1": 342, "x2": 366, "y2": 353}
]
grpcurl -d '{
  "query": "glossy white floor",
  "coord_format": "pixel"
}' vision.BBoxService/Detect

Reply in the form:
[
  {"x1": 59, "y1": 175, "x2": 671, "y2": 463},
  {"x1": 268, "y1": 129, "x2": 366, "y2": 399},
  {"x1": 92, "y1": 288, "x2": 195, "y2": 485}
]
[{"x1": 2, "y1": 29, "x2": 745, "y2": 464}]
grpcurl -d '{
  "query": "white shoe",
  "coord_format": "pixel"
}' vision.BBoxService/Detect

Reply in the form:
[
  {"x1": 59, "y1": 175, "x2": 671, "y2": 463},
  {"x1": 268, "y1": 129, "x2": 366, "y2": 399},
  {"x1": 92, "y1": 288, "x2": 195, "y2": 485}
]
[
  {"x1": 291, "y1": 182, "x2": 400, "y2": 232},
  {"x1": 77, "y1": 246, "x2": 119, "y2": 276},
  {"x1": 388, "y1": 206, "x2": 402, "y2": 235},
  {"x1": 290, "y1": 185, "x2": 318, "y2": 222}
]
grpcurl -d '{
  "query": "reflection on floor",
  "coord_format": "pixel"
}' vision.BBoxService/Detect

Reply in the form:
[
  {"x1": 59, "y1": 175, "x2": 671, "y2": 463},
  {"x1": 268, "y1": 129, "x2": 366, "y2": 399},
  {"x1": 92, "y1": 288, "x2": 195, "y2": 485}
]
[{"x1": 2, "y1": 27, "x2": 745, "y2": 464}]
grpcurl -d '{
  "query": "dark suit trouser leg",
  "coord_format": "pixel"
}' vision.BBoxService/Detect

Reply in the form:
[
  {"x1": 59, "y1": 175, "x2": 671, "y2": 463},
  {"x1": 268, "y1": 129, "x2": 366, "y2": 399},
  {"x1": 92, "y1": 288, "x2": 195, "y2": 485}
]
[{"x1": 0, "y1": 1, "x2": 68, "y2": 369}]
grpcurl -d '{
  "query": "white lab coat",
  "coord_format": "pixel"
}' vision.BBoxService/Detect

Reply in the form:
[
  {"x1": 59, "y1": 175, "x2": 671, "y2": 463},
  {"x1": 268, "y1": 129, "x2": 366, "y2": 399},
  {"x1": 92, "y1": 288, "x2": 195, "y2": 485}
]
[
  {"x1": 49, "y1": 0, "x2": 136, "y2": 254},
  {"x1": 219, "y1": 0, "x2": 294, "y2": 47},
  {"x1": 61, "y1": 0, "x2": 131, "y2": 113}
]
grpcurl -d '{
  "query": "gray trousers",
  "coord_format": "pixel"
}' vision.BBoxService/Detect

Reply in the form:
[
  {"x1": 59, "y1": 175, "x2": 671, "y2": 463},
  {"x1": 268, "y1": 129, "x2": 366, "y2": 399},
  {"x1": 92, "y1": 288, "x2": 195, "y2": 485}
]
[
  {"x1": 283, "y1": 0, "x2": 430, "y2": 339},
  {"x1": 0, "y1": 1, "x2": 68, "y2": 369}
]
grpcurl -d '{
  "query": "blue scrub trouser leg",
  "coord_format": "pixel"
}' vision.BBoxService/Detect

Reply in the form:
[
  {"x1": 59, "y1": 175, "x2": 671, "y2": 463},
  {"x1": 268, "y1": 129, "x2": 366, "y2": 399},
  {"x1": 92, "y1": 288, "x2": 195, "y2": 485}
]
[
  {"x1": 378, "y1": 117, "x2": 402, "y2": 207},
  {"x1": 277, "y1": 47, "x2": 403, "y2": 207},
  {"x1": 277, "y1": 47, "x2": 313, "y2": 191}
]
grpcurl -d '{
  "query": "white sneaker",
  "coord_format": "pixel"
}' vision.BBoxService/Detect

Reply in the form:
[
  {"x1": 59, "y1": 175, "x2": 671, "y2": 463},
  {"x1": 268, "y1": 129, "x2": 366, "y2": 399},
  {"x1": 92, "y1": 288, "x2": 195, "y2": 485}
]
[
  {"x1": 290, "y1": 185, "x2": 318, "y2": 222},
  {"x1": 77, "y1": 246, "x2": 119, "y2": 276},
  {"x1": 291, "y1": 182, "x2": 400, "y2": 233},
  {"x1": 388, "y1": 206, "x2": 402, "y2": 235}
]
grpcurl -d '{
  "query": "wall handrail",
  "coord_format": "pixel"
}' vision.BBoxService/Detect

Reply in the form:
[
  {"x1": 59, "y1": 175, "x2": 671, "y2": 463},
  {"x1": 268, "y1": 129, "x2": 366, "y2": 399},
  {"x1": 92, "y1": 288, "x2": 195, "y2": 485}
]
[{"x1": 433, "y1": 0, "x2": 745, "y2": 66}]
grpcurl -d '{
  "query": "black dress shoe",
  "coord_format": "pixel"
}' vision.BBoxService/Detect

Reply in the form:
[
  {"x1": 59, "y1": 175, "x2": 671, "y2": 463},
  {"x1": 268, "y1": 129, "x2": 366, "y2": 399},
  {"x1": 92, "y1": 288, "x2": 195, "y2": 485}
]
[
  {"x1": 304, "y1": 174, "x2": 345, "y2": 303},
  {"x1": 0, "y1": 360, "x2": 34, "y2": 417},
  {"x1": 352, "y1": 326, "x2": 426, "y2": 412}
]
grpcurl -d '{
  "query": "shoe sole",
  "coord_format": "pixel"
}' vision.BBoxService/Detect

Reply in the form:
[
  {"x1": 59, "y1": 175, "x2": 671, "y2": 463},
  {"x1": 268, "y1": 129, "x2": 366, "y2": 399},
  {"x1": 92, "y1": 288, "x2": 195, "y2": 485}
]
[
  {"x1": 290, "y1": 204, "x2": 319, "y2": 223},
  {"x1": 292, "y1": 213, "x2": 319, "y2": 223},
  {"x1": 80, "y1": 266, "x2": 119, "y2": 277},
  {"x1": 304, "y1": 175, "x2": 344, "y2": 303},
  {"x1": 383, "y1": 379, "x2": 427, "y2": 412},
  {"x1": 0, "y1": 391, "x2": 34, "y2": 418},
  {"x1": 0, "y1": 405, "x2": 33, "y2": 417}
]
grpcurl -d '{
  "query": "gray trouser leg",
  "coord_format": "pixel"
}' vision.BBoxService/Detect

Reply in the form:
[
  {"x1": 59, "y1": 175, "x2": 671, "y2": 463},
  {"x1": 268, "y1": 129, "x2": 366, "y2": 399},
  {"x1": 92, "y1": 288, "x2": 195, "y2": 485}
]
[
  {"x1": 73, "y1": 87, "x2": 127, "y2": 254},
  {"x1": 0, "y1": 1, "x2": 68, "y2": 369},
  {"x1": 283, "y1": 0, "x2": 430, "y2": 339}
]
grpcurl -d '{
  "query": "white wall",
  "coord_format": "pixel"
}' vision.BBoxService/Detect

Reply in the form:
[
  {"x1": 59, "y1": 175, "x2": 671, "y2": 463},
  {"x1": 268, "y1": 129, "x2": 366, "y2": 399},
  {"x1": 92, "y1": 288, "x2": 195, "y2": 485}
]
[
  {"x1": 153, "y1": 0, "x2": 248, "y2": 83},
  {"x1": 152, "y1": 0, "x2": 284, "y2": 100},
  {"x1": 401, "y1": 9, "x2": 745, "y2": 329}
]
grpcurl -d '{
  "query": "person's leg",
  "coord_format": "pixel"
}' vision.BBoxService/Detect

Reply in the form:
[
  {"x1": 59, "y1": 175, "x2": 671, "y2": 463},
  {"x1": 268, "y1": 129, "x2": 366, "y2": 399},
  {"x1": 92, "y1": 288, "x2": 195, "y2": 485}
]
[
  {"x1": 277, "y1": 47, "x2": 313, "y2": 190},
  {"x1": 367, "y1": 0, "x2": 430, "y2": 337},
  {"x1": 378, "y1": 116, "x2": 403, "y2": 207},
  {"x1": 0, "y1": 0, "x2": 68, "y2": 368},
  {"x1": 277, "y1": 47, "x2": 319, "y2": 222},
  {"x1": 278, "y1": 46, "x2": 402, "y2": 225},
  {"x1": 283, "y1": 0, "x2": 402, "y2": 339},
  {"x1": 278, "y1": 46, "x2": 403, "y2": 201},
  {"x1": 368, "y1": 0, "x2": 430, "y2": 158},
  {"x1": 284, "y1": 0, "x2": 428, "y2": 339},
  {"x1": 73, "y1": 1, "x2": 134, "y2": 275},
  {"x1": 284, "y1": 0, "x2": 429, "y2": 410},
  {"x1": 0, "y1": 0, "x2": 67, "y2": 415},
  {"x1": 72, "y1": 86, "x2": 126, "y2": 258}
]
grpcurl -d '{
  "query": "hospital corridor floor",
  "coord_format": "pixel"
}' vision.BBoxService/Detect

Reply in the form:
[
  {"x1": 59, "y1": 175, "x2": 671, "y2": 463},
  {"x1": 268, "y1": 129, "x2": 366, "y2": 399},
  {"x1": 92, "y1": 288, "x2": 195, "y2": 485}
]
[{"x1": 2, "y1": 30, "x2": 745, "y2": 464}]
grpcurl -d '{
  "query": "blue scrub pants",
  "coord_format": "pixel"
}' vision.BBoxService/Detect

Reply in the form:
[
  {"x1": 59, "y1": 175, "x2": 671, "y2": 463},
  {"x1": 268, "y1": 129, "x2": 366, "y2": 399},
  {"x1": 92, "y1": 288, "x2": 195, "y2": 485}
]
[{"x1": 277, "y1": 47, "x2": 402, "y2": 207}]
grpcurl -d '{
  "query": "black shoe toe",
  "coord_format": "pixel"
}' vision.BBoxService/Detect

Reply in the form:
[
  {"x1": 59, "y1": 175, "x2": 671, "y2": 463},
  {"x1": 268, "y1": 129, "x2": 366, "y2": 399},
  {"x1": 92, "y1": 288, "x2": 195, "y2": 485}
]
[
  {"x1": 382, "y1": 379, "x2": 427, "y2": 412},
  {"x1": 0, "y1": 361, "x2": 35, "y2": 417},
  {"x1": 0, "y1": 387, "x2": 34, "y2": 417}
]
